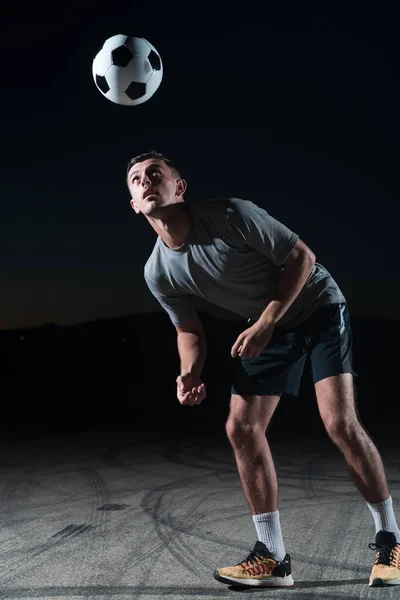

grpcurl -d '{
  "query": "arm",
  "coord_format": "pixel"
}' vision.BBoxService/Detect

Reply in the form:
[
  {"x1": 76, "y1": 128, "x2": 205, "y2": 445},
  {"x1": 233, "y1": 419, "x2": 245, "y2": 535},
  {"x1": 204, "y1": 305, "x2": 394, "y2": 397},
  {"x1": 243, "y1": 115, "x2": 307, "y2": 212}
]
[
  {"x1": 175, "y1": 314, "x2": 207, "y2": 405},
  {"x1": 259, "y1": 238, "x2": 316, "y2": 327},
  {"x1": 143, "y1": 271, "x2": 207, "y2": 402},
  {"x1": 176, "y1": 313, "x2": 207, "y2": 376},
  {"x1": 231, "y1": 238, "x2": 316, "y2": 358}
]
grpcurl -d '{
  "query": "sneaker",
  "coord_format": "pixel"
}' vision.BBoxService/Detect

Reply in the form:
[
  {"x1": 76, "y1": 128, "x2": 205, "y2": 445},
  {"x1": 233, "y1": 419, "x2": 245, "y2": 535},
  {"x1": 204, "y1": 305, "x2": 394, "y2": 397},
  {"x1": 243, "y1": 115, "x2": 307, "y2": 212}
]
[
  {"x1": 369, "y1": 531, "x2": 400, "y2": 587},
  {"x1": 213, "y1": 541, "x2": 294, "y2": 587}
]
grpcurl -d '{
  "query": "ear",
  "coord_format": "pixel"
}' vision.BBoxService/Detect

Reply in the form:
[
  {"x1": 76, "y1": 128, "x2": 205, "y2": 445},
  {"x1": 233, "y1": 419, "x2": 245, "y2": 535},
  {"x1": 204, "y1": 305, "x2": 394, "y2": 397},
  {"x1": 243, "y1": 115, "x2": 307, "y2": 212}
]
[
  {"x1": 130, "y1": 199, "x2": 140, "y2": 214},
  {"x1": 176, "y1": 178, "x2": 187, "y2": 197}
]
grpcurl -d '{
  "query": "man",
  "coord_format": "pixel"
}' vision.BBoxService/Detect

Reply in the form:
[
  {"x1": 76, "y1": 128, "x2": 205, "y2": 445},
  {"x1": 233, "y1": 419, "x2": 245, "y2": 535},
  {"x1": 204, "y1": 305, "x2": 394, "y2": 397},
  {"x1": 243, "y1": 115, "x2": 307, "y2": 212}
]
[{"x1": 127, "y1": 150, "x2": 400, "y2": 588}]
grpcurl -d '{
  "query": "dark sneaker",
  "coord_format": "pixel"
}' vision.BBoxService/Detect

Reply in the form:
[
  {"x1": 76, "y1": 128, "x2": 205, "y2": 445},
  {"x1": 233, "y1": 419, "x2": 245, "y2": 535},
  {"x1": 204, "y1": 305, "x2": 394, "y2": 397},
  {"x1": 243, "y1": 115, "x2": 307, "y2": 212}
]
[
  {"x1": 213, "y1": 541, "x2": 294, "y2": 587},
  {"x1": 369, "y1": 530, "x2": 400, "y2": 586}
]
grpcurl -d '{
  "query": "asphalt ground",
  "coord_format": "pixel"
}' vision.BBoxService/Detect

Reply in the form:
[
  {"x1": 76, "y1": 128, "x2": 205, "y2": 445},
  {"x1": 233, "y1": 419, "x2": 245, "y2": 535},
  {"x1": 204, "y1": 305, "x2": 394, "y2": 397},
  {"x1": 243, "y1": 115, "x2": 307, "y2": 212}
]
[{"x1": 0, "y1": 428, "x2": 399, "y2": 599}]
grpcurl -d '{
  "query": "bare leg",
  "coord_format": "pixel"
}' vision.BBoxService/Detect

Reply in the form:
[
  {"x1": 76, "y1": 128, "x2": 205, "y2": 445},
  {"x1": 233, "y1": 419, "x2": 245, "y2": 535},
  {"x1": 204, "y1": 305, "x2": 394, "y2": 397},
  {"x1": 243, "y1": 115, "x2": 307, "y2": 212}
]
[
  {"x1": 226, "y1": 393, "x2": 281, "y2": 514},
  {"x1": 315, "y1": 373, "x2": 389, "y2": 503}
]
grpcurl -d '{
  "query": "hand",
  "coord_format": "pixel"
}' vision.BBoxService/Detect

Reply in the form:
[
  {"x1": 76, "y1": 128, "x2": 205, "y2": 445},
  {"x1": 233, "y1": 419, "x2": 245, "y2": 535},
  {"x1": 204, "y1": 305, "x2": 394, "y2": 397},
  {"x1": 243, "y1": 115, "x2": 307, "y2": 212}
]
[
  {"x1": 176, "y1": 372, "x2": 206, "y2": 406},
  {"x1": 231, "y1": 320, "x2": 275, "y2": 359}
]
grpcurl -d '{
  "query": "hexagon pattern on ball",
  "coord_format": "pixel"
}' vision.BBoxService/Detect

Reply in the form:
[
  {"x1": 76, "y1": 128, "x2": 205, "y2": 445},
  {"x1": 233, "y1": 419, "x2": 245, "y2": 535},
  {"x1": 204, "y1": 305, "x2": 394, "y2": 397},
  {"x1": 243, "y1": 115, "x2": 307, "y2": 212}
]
[
  {"x1": 92, "y1": 35, "x2": 163, "y2": 106},
  {"x1": 103, "y1": 34, "x2": 128, "y2": 51},
  {"x1": 92, "y1": 47, "x2": 112, "y2": 77}
]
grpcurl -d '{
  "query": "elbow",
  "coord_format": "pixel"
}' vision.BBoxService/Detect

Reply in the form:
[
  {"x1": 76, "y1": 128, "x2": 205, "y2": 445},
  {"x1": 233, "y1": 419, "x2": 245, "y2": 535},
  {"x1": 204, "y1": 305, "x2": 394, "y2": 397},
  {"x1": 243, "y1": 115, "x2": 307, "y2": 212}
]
[
  {"x1": 306, "y1": 250, "x2": 316, "y2": 276},
  {"x1": 282, "y1": 240, "x2": 316, "y2": 275},
  {"x1": 308, "y1": 249, "x2": 316, "y2": 268}
]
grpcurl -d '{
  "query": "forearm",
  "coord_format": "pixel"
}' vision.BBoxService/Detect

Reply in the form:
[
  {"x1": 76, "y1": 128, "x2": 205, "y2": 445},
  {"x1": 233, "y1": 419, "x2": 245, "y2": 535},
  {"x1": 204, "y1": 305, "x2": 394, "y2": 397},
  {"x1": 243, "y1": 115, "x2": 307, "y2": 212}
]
[
  {"x1": 259, "y1": 252, "x2": 316, "y2": 326},
  {"x1": 177, "y1": 331, "x2": 207, "y2": 376}
]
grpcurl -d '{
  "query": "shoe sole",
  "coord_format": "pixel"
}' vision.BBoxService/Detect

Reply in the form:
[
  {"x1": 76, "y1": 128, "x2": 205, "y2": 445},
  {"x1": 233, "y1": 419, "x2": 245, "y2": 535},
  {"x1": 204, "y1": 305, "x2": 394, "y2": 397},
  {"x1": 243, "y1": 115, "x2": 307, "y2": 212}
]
[
  {"x1": 370, "y1": 578, "x2": 400, "y2": 587},
  {"x1": 214, "y1": 570, "x2": 294, "y2": 587}
]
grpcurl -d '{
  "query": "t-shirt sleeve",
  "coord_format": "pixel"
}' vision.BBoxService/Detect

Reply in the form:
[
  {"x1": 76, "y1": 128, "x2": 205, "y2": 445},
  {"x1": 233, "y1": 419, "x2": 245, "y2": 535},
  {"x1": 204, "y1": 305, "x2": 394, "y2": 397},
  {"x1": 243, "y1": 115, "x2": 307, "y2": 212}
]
[
  {"x1": 228, "y1": 198, "x2": 299, "y2": 266},
  {"x1": 144, "y1": 270, "x2": 197, "y2": 327}
]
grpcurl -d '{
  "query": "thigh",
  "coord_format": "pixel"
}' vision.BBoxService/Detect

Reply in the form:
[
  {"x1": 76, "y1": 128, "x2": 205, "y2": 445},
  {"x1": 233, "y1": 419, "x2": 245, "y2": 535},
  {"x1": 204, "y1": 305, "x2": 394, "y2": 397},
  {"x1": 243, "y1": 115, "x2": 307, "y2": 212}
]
[
  {"x1": 314, "y1": 373, "x2": 360, "y2": 429},
  {"x1": 229, "y1": 393, "x2": 281, "y2": 432}
]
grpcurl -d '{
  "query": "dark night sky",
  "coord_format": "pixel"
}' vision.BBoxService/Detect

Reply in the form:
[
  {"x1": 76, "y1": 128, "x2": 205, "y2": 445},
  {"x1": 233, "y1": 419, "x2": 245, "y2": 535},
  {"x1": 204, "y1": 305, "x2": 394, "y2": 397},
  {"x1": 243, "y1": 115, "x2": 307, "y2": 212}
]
[{"x1": 1, "y1": 2, "x2": 399, "y2": 330}]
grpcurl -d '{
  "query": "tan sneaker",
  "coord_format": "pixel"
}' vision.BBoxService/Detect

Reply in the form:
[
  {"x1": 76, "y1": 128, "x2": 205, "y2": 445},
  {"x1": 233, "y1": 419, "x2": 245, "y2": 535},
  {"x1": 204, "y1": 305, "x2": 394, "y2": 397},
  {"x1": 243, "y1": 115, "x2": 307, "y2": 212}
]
[
  {"x1": 369, "y1": 531, "x2": 400, "y2": 586},
  {"x1": 213, "y1": 541, "x2": 294, "y2": 587}
]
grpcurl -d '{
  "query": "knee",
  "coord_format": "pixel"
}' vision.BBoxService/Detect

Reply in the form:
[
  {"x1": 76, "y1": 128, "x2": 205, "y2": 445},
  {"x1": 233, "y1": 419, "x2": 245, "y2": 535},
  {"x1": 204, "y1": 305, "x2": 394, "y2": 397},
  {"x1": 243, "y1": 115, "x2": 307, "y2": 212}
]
[
  {"x1": 323, "y1": 415, "x2": 363, "y2": 449},
  {"x1": 225, "y1": 418, "x2": 260, "y2": 448}
]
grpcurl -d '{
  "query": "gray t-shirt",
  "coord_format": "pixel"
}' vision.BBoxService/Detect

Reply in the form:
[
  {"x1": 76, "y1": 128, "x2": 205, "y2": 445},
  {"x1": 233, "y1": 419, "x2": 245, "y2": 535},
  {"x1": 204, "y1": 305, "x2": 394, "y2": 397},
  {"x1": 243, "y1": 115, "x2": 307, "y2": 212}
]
[{"x1": 144, "y1": 197, "x2": 346, "y2": 330}]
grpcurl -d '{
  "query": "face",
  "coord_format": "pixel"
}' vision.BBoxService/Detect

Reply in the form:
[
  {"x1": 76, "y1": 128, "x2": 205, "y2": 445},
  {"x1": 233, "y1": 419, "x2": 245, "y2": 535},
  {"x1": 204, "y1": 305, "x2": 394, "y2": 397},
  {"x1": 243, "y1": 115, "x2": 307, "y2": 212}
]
[{"x1": 128, "y1": 158, "x2": 186, "y2": 216}]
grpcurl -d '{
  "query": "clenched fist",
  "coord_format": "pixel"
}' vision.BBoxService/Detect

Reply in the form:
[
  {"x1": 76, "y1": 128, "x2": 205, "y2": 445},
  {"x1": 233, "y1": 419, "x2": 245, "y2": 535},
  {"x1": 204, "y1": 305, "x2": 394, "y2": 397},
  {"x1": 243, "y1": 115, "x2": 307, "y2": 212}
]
[{"x1": 176, "y1": 372, "x2": 206, "y2": 406}]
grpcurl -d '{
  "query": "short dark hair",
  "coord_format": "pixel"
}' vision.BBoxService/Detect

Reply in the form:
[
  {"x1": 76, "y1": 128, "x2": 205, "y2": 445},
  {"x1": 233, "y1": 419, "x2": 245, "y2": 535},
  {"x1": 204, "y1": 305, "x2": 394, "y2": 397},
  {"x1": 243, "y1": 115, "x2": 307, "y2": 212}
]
[{"x1": 126, "y1": 151, "x2": 182, "y2": 181}]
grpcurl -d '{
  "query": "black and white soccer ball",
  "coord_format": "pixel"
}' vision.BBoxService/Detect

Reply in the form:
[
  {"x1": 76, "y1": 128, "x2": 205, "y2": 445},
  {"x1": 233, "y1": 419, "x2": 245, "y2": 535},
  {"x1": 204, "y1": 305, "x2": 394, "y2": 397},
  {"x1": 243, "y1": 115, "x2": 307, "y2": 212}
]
[{"x1": 92, "y1": 35, "x2": 163, "y2": 106}]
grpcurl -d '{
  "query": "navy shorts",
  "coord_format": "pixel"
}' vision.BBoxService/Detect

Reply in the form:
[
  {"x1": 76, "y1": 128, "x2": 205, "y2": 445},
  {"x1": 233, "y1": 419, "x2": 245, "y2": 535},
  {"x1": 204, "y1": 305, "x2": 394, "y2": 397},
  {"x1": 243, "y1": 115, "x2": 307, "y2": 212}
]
[{"x1": 231, "y1": 303, "x2": 357, "y2": 397}]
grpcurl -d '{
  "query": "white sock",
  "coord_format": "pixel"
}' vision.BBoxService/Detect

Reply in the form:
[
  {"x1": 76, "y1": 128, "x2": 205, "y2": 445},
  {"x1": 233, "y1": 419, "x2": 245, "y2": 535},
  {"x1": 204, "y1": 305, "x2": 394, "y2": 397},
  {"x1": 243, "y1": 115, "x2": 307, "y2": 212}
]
[
  {"x1": 252, "y1": 510, "x2": 286, "y2": 562},
  {"x1": 367, "y1": 496, "x2": 400, "y2": 543}
]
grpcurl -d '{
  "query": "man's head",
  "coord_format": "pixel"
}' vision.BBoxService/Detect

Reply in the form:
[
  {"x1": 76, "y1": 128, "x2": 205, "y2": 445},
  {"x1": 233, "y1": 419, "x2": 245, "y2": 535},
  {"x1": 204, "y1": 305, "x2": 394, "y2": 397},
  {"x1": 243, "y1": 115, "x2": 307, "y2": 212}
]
[{"x1": 127, "y1": 151, "x2": 187, "y2": 216}]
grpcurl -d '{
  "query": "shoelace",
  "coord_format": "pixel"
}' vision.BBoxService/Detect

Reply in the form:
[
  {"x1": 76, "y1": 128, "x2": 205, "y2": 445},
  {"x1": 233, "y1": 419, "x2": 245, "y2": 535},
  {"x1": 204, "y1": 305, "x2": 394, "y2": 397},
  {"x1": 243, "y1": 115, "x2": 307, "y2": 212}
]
[
  {"x1": 369, "y1": 542, "x2": 393, "y2": 565},
  {"x1": 236, "y1": 550, "x2": 269, "y2": 567}
]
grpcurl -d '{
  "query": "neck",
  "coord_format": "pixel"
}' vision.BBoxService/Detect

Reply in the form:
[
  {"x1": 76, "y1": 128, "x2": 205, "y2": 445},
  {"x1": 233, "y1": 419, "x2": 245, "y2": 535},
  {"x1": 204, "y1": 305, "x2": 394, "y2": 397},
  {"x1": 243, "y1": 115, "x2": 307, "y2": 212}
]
[{"x1": 148, "y1": 203, "x2": 190, "y2": 249}]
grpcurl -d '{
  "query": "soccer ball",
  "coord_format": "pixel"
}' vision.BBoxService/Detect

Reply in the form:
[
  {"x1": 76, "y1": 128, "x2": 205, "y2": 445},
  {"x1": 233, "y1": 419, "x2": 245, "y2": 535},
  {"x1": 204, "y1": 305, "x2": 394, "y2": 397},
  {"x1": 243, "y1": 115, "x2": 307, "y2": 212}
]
[{"x1": 92, "y1": 35, "x2": 163, "y2": 106}]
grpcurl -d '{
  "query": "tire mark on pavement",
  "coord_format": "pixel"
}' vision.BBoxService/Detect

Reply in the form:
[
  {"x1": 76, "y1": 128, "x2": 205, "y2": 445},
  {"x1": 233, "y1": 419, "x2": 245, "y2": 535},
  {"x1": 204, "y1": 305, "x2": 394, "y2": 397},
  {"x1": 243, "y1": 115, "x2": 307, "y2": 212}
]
[{"x1": 0, "y1": 467, "x2": 109, "y2": 585}]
